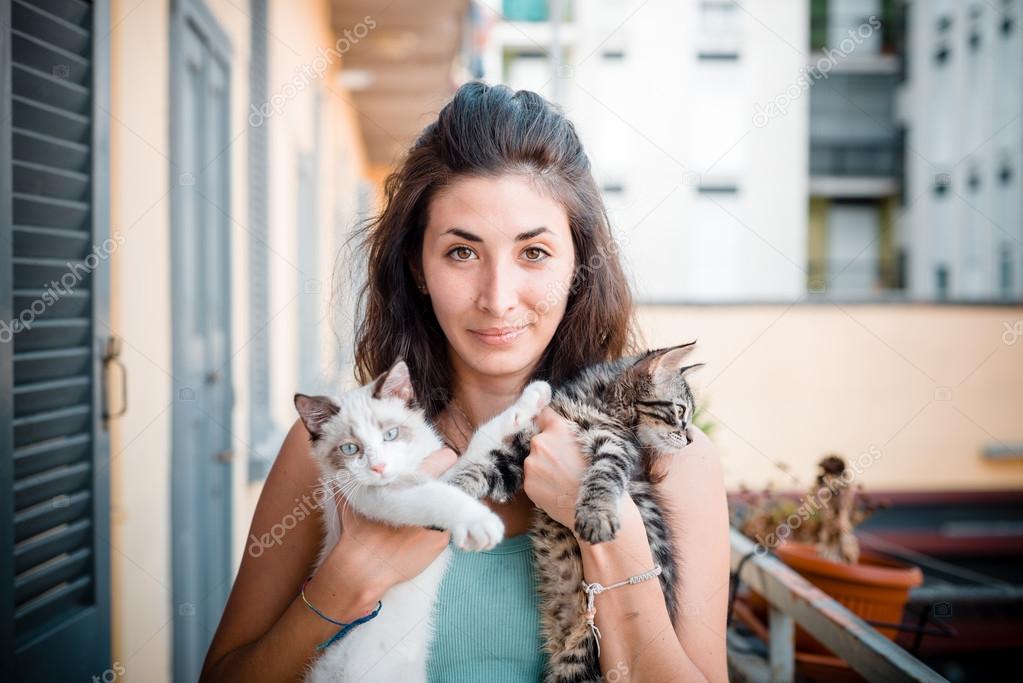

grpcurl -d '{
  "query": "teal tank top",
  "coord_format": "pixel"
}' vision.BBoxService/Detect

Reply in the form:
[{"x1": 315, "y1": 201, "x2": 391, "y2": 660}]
[{"x1": 425, "y1": 532, "x2": 550, "y2": 681}]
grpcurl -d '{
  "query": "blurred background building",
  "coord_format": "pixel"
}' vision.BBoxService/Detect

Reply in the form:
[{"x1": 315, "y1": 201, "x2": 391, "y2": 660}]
[{"x1": 1, "y1": 0, "x2": 1020, "y2": 681}]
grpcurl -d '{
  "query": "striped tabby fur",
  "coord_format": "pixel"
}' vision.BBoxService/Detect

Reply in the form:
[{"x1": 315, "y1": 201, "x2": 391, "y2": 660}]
[{"x1": 440, "y1": 341, "x2": 702, "y2": 682}]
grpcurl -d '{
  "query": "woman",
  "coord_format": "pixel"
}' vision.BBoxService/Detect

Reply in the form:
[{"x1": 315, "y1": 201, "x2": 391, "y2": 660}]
[{"x1": 200, "y1": 82, "x2": 729, "y2": 682}]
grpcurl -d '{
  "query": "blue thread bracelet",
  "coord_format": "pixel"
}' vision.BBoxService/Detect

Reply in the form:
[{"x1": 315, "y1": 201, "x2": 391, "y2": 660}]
[{"x1": 301, "y1": 576, "x2": 383, "y2": 651}]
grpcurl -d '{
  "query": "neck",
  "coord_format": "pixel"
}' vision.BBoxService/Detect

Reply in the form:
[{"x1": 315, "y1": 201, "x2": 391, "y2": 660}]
[
  {"x1": 452, "y1": 373, "x2": 526, "y2": 427},
  {"x1": 448, "y1": 352, "x2": 536, "y2": 428}
]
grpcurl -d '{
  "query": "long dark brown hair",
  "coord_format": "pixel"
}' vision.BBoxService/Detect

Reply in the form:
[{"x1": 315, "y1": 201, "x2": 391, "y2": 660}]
[{"x1": 336, "y1": 81, "x2": 640, "y2": 420}]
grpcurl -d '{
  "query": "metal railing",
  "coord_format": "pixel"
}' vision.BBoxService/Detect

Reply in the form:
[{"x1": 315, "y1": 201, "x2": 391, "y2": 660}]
[
  {"x1": 809, "y1": 142, "x2": 901, "y2": 177},
  {"x1": 728, "y1": 528, "x2": 948, "y2": 683}
]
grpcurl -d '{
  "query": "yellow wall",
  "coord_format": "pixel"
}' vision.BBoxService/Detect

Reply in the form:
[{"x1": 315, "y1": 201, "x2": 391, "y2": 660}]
[
  {"x1": 638, "y1": 304, "x2": 1023, "y2": 491},
  {"x1": 109, "y1": 0, "x2": 369, "y2": 679},
  {"x1": 807, "y1": 197, "x2": 827, "y2": 290},
  {"x1": 109, "y1": 0, "x2": 174, "y2": 675}
]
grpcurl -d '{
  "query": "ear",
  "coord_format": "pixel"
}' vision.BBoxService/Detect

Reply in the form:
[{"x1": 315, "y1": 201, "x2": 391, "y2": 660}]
[
  {"x1": 632, "y1": 340, "x2": 701, "y2": 385},
  {"x1": 294, "y1": 393, "x2": 340, "y2": 442},
  {"x1": 371, "y1": 358, "x2": 416, "y2": 405}
]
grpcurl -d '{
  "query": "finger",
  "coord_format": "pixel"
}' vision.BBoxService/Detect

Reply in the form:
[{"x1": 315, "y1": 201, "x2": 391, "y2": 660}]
[
  {"x1": 528, "y1": 431, "x2": 546, "y2": 455},
  {"x1": 535, "y1": 405, "x2": 559, "y2": 430}
]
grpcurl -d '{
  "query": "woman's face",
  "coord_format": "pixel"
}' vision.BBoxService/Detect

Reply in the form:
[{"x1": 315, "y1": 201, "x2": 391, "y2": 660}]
[{"x1": 420, "y1": 174, "x2": 576, "y2": 382}]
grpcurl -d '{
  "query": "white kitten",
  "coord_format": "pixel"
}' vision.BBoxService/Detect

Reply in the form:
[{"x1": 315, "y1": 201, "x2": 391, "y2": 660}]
[{"x1": 294, "y1": 359, "x2": 503, "y2": 683}]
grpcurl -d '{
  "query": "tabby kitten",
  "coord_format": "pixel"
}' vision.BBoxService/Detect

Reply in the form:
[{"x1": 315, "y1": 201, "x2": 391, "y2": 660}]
[
  {"x1": 440, "y1": 341, "x2": 702, "y2": 683},
  {"x1": 294, "y1": 359, "x2": 505, "y2": 683}
]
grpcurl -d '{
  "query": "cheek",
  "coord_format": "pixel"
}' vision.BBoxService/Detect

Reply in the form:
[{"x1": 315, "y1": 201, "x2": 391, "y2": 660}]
[
  {"x1": 526, "y1": 268, "x2": 573, "y2": 326},
  {"x1": 325, "y1": 454, "x2": 362, "y2": 483},
  {"x1": 636, "y1": 421, "x2": 663, "y2": 445},
  {"x1": 427, "y1": 270, "x2": 473, "y2": 320},
  {"x1": 326, "y1": 452, "x2": 345, "y2": 471}
]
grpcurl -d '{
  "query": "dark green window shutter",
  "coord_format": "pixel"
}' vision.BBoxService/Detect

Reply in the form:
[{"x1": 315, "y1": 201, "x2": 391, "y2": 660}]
[{"x1": 1, "y1": 0, "x2": 112, "y2": 678}]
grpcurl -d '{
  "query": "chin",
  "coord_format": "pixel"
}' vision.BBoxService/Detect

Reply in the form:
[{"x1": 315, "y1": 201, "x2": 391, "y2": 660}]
[{"x1": 467, "y1": 349, "x2": 536, "y2": 377}]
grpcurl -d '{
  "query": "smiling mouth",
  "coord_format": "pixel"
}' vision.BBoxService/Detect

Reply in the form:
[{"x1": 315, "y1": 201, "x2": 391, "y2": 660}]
[
  {"x1": 470, "y1": 326, "x2": 528, "y2": 335},
  {"x1": 469, "y1": 326, "x2": 529, "y2": 345}
]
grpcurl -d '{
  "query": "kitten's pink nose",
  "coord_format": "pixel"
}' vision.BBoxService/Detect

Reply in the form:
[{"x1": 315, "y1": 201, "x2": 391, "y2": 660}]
[{"x1": 370, "y1": 463, "x2": 386, "y2": 475}]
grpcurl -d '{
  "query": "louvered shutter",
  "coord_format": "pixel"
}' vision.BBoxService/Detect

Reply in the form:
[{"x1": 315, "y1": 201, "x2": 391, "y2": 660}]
[
  {"x1": 1, "y1": 0, "x2": 112, "y2": 678},
  {"x1": 247, "y1": 0, "x2": 275, "y2": 480}
]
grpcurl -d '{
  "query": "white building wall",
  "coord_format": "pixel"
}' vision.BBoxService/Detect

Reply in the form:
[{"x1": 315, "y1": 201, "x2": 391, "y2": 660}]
[
  {"x1": 897, "y1": 0, "x2": 1023, "y2": 301},
  {"x1": 479, "y1": 0, "x2": 809, "y2": 303}
]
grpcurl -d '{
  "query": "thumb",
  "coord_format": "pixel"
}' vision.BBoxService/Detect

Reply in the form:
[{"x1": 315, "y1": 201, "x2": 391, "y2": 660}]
[
  {"x1": 419, "y1": 447, "x2": 458, "y2": 479},
  {"x1": 535, "y1": 405, "x2": 559, "y2": 431}
]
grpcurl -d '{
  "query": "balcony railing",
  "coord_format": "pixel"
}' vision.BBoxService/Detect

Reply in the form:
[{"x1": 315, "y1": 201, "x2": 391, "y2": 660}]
[
  {"x1": 728, "y1": 528, "x2": 948, "y2": 683},
  {"x1": 806, "y1": 257, "x2": 904, "y2": 295},
  {"x1": 810, "y1": 142, "x2": 901, "y2": 177}
]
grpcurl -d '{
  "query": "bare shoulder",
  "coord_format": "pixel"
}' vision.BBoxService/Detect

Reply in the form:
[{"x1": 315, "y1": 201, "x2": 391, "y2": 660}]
[
  {"x1": 655, "y1": 424, "x2": 730, "y2": 683},
  {"x1": 663, "y1": 424, "x2": 727, "y2": 510},
  {"x1": 200, "y1": 417, "x2": 325, "y2": 677}
]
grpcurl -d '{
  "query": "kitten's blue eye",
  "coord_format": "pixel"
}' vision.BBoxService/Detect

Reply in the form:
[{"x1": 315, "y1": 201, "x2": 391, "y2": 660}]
[
  {"x1": 383, "y1": 427, "x2": 399, "y2": 441},
  {"x1": 339, "y1": 442, "x2": 359, "y2": 456}
]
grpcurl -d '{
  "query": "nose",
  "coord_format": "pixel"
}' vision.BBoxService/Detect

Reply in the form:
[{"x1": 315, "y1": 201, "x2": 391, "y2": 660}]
[
  {"x1": 370, "y1": 463, "x2": 386, "y2": 475},
  {"x1": 477, "y1": 257, "x2": 518, "y2": 316}
]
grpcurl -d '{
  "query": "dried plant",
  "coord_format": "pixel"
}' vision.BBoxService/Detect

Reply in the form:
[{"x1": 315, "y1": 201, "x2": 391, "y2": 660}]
[{"x1": 732, "y1": 454, "x2": 888, "y2": 564}]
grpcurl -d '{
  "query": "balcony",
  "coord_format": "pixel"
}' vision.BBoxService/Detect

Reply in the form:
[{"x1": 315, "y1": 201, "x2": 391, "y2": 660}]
[
  {"x1": 810, "y1": 142, "x2": 900, "y2": 178},
  {"x1": 727, "y1": 528, "x2": 949, "y2": 682}
]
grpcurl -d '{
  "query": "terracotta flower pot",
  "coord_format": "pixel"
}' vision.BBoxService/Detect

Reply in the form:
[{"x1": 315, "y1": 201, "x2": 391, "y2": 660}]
[{"x1": 752, "y1": 540, "x2": 923, "y2": 655}]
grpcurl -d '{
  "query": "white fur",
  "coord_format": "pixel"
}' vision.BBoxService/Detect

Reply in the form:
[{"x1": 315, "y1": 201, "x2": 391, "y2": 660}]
[
  {"x1": 440, "y1": 380, "x2": 552, "y2": 487},
  {"x1": 301, "y1": 377, "x2": 506, "y2": 682}
]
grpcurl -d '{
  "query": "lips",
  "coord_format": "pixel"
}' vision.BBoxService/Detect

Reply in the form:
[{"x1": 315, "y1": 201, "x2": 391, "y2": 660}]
[
  {"x1": 468, "y1": 324, "x2": 530, "y2": 346},
  {"x1": 471, "y1": 326, "x2": 527, "y2": 336}
]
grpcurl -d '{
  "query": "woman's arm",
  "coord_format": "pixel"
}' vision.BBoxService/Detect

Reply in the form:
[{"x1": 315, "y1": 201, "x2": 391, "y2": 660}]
[
  {"x1": 200, "y1": 416, "x2": 460, "y2": 681},
  {"x1": 199, "y1": 418, "x2": 385, "y2": 682},
  {"x1": 575, "y1": 424, "x2": 730, "y2": 683}
]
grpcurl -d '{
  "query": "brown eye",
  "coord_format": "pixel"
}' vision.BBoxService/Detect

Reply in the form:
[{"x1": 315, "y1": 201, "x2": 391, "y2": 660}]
[
  {"x1": 447, "y1": 246, "x2": 476, "y2": 261},
  {"x1": 523, "y1": 247, "x2": 550, "y2": 262}
]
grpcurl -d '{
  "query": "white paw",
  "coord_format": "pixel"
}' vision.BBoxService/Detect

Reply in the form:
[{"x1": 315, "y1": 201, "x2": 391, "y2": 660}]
[
  {"x1": 508, "y1": 381, "x2": 553, "y2": 430},
  {"x1": 451, "y1": 509, "x2": 505, "y2": 551}
]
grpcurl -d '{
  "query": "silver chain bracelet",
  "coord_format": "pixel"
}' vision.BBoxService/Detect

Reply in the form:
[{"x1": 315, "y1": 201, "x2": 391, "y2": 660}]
[{"x1": 580, "y1": 564, "x2": 662, "y2": 656}]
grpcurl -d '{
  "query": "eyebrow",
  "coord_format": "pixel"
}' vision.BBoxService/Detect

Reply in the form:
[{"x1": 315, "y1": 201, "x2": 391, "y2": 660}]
[{"x1": 440, "y1": 226, "x2": 551, "y2": 243}]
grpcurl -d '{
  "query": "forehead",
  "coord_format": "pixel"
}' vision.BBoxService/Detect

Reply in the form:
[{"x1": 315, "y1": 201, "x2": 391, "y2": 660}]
[
  {"x1": 327, "y1": 389, "x2": 413, "y2": 437},
  {"x1": 425, "y1": 174, "x2": 570, "y2": 243}
]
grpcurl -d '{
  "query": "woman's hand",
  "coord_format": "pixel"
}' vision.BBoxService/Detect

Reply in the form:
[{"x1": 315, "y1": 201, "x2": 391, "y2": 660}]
[
  {"x1": 522, "y1": 406, "x2": 589, "y2": 531},
  {"x1": 320, "y1": 447, "x2": 458, "y2": 596}
]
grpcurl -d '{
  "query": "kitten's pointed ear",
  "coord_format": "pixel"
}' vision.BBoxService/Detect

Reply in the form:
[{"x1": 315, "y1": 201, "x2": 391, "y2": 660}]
[
  {"x1": 371, "y1": 358, "x2": 416, "y2": 405},
  {"x1": 294, "y1": 393, "x2": 340, "y2": 442},
  {"x1": 679, "y1": 362, "x2": 706, "y2": 376},
  {"x1": 632, "y1": 340, "x2": 700, "y2": 385}
]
